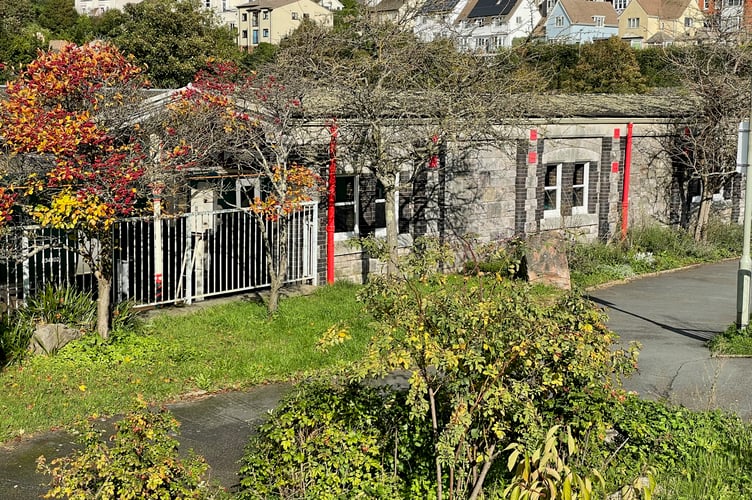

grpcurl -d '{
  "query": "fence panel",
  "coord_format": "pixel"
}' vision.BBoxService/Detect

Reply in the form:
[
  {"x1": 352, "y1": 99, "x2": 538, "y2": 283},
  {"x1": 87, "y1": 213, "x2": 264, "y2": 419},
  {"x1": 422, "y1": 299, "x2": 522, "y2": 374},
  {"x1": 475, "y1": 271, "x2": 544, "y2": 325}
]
[{"x1": 0, "y1": 203, "x2": 318, "y2": 309}]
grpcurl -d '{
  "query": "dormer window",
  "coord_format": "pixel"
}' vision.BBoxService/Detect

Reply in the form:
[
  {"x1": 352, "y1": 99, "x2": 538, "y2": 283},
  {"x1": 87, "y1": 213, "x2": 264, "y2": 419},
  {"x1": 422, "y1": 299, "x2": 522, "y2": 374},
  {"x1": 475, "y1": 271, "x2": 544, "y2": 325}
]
[
  {"x1": 593, "y1": 15, "x2": 604, "y2": 27},
  {"x1": 555, "y1": 15, "x2": 564, "y2": 27}
]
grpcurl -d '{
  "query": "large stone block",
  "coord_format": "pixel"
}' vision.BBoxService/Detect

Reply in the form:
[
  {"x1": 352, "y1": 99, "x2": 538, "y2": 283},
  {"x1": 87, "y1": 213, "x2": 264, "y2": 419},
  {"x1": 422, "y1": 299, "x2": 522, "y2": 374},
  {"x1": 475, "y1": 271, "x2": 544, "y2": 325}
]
[
  {"x1": 524, "y1": 233, "x2": 571, "y2": 290},
  {"x1": 29, "y1": 323, "x2": 84, "y2": 355}
]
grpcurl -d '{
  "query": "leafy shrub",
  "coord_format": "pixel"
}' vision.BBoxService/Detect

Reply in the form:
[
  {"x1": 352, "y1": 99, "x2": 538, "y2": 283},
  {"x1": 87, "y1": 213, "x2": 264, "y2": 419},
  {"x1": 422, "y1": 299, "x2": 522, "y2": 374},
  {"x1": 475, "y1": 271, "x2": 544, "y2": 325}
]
[
  {"x1": 21, "y1": 283, "x2": 96, "y2": 329},
  {"x1": 37, "y1": 399, "x2": 220, "y2": 499},
  {"x1": 463, "y1": 237, "x2": 526, "y2": 278},
  {"x1": 356, "y1": 240, "x2": 638, "y2": 498},
  {"x1": 110, "y1": 300, "x2": 144, "y2": 337},
  {"x1": 0, "y1": 314, "x2": 32, "y2": 367},
  {"x1": 237, "y1": 381, "x2": 433, "y2": 499}
]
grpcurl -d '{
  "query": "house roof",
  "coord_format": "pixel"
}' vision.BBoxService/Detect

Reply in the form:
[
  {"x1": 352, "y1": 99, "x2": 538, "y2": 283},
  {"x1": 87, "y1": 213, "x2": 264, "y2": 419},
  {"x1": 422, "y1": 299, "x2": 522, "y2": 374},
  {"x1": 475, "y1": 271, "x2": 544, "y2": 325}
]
[
  {"x1": 237, "y1": 0, "x2": 302, "y2": 10},
  {"x1": 634, "y1": 0, "x2": 691, "y2": 19},
  {"x1": 420, "y1": 0, "x2": 462, "y2": 13},
  {"x1": 465, "y1": 0, "x2": 519, "y2": 19},
  {"x1": 370, "y1": 0, "x2": 405, "y2": 11},
  {"x1": 558, "y1": 0, "x2": 618, "y2": 26},
  {"x1": 645, "y1": 30, "x2": 675, "y2": 43}
]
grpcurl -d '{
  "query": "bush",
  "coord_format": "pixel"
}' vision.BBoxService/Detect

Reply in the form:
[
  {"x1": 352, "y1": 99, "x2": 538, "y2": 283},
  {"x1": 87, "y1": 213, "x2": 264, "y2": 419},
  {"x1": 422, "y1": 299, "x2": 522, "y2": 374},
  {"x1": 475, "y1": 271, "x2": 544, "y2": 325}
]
[
  {"x1": 0, "y1": 314, "x2": 31, "y2": 367},
  {"x1": 237, "y1": 381, "x2": 433, "y2": 499},
  {"x1": 463, "y1": 237, "x2": 525, "y2": 278},
  {"x1": 21, "y1": 283, "x2": 97, "y2": 329},
  {"x1": 37, "y1": 399, "x2": 221, "y2": 499},
  {"x1": 356, "y1": 242, "x2": 638, "y2": 497}
]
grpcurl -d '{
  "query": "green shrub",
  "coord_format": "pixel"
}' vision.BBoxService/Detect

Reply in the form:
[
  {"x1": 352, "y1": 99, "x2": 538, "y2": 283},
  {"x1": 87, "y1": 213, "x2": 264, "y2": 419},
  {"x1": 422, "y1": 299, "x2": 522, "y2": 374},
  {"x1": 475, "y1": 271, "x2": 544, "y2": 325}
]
[
  {"x1": 357, "y1": 243, "x2": 638, "y2": 497},
  {"x1": 21, "y1": 283, "x2": 97, "y2": 329},
  {"x1": 0, "y1": 314, "x2": 32, "y2": 367},
  {"x1": 237, "y1": 381, "x2": 433, "y2": 499},
  {"x1": 463, "y1": 237, "x2": 525, "y2": 278},
  {"x1": 37, "y1": 399, "x2": 221, "y2": 499}
]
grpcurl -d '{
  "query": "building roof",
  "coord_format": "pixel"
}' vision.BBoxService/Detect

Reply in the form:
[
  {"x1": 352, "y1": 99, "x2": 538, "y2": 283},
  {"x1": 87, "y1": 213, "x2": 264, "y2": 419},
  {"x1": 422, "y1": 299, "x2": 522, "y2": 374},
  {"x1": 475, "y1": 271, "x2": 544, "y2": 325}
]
[
  {"x1": 634, "y1": 0, "x2": 691, "y2": 19},
  {"x1": 465, "y1": 0, "x2": 519, "y2": 18},
  {"x1": 558, "y1": 0, "x2": 618, "y2": 26},
  {"x1": 237, "y1": 0, "x2": 301, "y2": 9},
  {"x1": 420, "y1": 0, "x2": 462, "y2": 13},
  {"x1": 370, "y1": 0, "x2": 405, "y2": 11}
]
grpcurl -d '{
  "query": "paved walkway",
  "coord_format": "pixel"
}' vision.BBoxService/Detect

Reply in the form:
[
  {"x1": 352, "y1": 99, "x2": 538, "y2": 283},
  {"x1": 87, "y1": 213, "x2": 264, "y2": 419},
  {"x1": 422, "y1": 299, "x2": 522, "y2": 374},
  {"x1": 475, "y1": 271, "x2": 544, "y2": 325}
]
[
  {"x1": 588, "y1": 259, "x2": 752, "y2": 418},
  {"x1": 0, "y1": 260, "x2": 748, "y2": 498}
]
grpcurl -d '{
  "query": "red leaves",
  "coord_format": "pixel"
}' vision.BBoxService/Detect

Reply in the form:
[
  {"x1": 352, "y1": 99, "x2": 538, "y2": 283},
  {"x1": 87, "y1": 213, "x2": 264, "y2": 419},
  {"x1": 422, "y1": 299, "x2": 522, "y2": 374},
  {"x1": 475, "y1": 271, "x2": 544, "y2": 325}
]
[{"x1": 0, "y1": 42, "x2": 150, "y2": 232}]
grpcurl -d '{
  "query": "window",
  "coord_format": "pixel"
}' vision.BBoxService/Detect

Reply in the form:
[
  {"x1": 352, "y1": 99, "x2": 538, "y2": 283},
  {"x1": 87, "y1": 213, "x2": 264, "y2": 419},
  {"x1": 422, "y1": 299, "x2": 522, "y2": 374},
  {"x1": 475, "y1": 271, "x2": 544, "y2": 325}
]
[
  {"x1": 628, "y1": 17, "x2": 639, "y2": 28},
  {"x1": 252, "y1": 12, "x2": 259, "y2": 26},
  {"x1": 204, "y1": 0, "x2": 210, "y2": 7},
  {"x1": 555, "y1": 16, "x2": 564, "y2": 27},
  {"x1": 684, "y1": 17, "x2": 693, "y2": 27},
  {"x1": 262, "y1": 10, "x2": 269, "y2": 19},
  {"x1": 613, "y1": 0, "x2": 628, "y2": 10},
  {"x1": 335, "y1": 176, "x2": 357, "y2": 233},
  {"x1": 335, "y1": 176, "x2": 388, "y2": 236},
  {"x1": 728, "y1": 0, "x2": 742, "y2": 6},
  {"x1": 703, "y1": 0, "x2": 710, "y2": 8},
  {"x1": 515, "y1": 16, "x2": 522, "y2": 24},
  {"x1": 242, "y1": 29, "x2": 248, "y2": 38},
  {"x1": 222, "y1": 0, "x2": 227, "y2": 10},
  {"x1": 544, "y1": 164, "x2": 561, "y2": 217},
  {"x1": 303, "y1": 12, "x2": 309, "y2": 18},
  {"x1": 475, "y1": 18, "x2": 484, "y2": 27},
  {"x1": 593, "y1": 15, "x2": 604, "y2": 27},
  {"x1": 292, "y1": 11, "x2": 299, "y2": 20},
  {"x1": 572, "y1": 162, "x2": 589, "y2": 214},
  {"x1": 242, "y1": 13, "x2": 248, "y2": 21},
  {"x1": 263, "y1": 28, "x2": 269, "y2": 37},
  {"x1": 253, "y1": 30, "x2": 259, "y2": 44}
]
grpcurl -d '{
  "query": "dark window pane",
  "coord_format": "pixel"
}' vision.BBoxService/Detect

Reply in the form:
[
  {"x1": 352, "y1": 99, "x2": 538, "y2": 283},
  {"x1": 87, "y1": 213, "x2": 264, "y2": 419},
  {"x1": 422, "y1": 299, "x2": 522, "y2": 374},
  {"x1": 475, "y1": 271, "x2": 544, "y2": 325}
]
[
  {"x1": 376, "y1": 181, "x2": 385, "y2": 199},
  {"x1": 335, "y1": 206, "x2": 356, "y2": 232},
  {"x1": 544, "y1": 190, "x2": 557, "y2": 210},
  {"x1": 574, "y1": 163, "x2": 585, "y2": 185},
  {"x1": 573, "y1": 187, "x2": 584, "y2": 207},
  {"x1": 545, "y1": 165, "x2": 558, "y2": 187},
  {"x1": 335, "y1": 176, "x2": 355, "y2": 203},
  {"x1": 375, "y1": 201, "x2": 386, "y2": 228}
]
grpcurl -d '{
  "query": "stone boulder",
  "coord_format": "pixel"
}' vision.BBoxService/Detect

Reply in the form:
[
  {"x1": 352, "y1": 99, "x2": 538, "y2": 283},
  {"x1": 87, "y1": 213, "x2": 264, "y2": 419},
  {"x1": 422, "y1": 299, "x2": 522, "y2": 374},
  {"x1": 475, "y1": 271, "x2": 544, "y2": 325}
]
[
  {"x1": 29, "y1": 323, "x2": 84, "y2": 355},
  {"x1": 523, "y1": 233, "x2": 571, "y2": 290}
]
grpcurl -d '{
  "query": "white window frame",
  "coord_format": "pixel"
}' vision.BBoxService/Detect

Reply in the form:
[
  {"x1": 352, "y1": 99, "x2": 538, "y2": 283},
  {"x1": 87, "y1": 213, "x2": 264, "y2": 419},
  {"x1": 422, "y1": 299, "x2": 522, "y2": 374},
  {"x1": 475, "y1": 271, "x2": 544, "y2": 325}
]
[
  {"x1": 628, "y1": 17, "x2": 639, "y2": 28},
  {"x1": 572, "y1": 162, "x2": 589, "y2": 215},
  {"x1": 334, "y1": 175, "x2": 358, "y2": 239},
  {"x1": 593, "y1": 16, "x2": 604, "y2": 27},
  {"x1": 684, "y1": 17, "x2": 693, "y2": 27},
  {"x1": 543, "y1": 163, "x2": 562, "y2": 218},
  {"x1": 555, "y1": 16, "x2": 564, "y2": 27},
  {"x1": 262, "y1": 28, "x2": 270, "y2": 37},
  {"x1": 236, "y1": 178, "x2": 261, "y2": 208},
  {"x1": 613, "y1": 0, "x2": 628, "y2": 10},
  {"x1": 334, "y1": 175, "x2": 393, "y2": 240}
]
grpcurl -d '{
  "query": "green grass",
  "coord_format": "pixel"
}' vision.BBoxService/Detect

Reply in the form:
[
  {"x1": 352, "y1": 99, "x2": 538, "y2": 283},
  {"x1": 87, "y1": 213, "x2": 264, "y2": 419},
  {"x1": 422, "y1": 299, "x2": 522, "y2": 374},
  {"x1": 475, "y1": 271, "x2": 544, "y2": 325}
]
[
  {"x1": 0, "y1": 281, "x2": 373, "y2": 444},
  {"x1": 569, "y1": 222, "x2": 741, "y2": 288},
  {"x1": 708, "y1": 324, "x2": 752, "y2": 356}
]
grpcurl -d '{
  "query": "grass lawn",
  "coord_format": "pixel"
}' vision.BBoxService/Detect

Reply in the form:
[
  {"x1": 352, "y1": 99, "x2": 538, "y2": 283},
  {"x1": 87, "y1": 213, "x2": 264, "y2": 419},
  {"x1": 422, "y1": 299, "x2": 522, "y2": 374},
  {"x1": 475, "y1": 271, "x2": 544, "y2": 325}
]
[{"x1": 0, "y1": 281, "x2": 373, "y2": 444}]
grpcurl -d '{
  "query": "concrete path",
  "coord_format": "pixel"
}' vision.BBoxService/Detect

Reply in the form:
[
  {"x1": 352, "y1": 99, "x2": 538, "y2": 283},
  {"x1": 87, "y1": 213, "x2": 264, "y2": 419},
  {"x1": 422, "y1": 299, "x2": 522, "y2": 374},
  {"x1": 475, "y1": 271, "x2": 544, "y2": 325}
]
[
  {"x1": 0, "y1": 260, "x2": 749, "y2": 498},
  {"x1": 588, "y1": 259, "x2": 752, "y2": 419}
]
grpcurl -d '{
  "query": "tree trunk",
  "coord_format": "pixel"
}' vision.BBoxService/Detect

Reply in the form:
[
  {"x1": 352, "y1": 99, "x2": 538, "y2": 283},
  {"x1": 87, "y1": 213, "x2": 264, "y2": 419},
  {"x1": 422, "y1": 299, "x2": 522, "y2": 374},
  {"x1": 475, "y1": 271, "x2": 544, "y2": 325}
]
[
  {"x1": 261, "y1": 213, "x2": 288, "y2": 315},
  {"x1": 96, "y1": 272, "x2": 112, "y2": 339},
  {"x1": 383, "y1": 180, "x2": 399, "y2": 276},
  {"x1": 694, "y1": 183, "x2": 713, "y2": 242}
]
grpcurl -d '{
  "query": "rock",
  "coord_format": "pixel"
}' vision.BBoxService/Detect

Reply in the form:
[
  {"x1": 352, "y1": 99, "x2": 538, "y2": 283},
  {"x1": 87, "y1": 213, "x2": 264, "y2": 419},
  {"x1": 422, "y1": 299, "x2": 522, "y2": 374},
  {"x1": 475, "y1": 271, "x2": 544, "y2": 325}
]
[
  {"x1": 524, "y1": 233, "x2": 571, "y2": 290},
  {"x1": 29, "y1": 323, "x2": 84, "y2": 355}
]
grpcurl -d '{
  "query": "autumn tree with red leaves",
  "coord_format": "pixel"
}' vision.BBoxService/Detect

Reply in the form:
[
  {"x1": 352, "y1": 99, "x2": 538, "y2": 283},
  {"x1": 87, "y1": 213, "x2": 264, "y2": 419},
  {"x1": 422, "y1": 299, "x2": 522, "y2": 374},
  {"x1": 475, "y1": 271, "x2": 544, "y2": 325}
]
[
  {"x1": 0, "y1": 42, "x2": 165, "y2": 338},
  {"x1": 167, "y1": 62, "x2": 319, "y2": 314}
]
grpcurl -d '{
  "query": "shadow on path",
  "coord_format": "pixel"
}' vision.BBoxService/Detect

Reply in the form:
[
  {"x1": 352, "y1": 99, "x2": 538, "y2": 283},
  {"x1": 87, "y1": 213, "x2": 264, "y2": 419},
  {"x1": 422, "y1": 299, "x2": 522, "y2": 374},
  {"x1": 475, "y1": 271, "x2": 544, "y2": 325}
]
[{"x1": 589, "y1": 296, "x2": 719, "y2": 342}]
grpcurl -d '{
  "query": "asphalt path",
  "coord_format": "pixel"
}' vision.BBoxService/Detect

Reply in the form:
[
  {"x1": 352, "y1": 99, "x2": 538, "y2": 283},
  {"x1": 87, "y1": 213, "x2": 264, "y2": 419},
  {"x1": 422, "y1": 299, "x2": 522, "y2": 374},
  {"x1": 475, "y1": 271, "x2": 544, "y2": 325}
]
[{"x1": 588, "y1": 259, "x2": 752, "y2": 418}]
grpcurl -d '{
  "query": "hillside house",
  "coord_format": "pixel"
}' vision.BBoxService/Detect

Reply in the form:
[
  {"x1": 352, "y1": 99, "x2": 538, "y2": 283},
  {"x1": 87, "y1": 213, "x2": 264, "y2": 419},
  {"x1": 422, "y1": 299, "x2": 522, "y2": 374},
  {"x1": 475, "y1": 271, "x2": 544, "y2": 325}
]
[
  {"x1": 618, "y1": 0, "x2": 705, "y2": 47},
  {"x1": 545, "y1": 0, "x2": 619, "y2": 43},
  {"x1": 454, "y1": 0, "x2": 542, "y2": 51},
  {"x1": 236, "y1": 0, "x2": 334, "y2": 50}
]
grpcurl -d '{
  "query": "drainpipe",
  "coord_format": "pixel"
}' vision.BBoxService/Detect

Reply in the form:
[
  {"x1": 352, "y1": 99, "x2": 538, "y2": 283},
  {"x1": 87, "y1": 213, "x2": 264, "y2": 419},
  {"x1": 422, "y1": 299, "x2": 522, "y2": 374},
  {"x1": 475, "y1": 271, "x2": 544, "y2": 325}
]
[
  {"x1": 326, "y1": 120, "x2": 337, "y2": 285},
  {"x1": 738, "y1": 113, "x2": 752, "y2": 327},
  {"x1": 621, "y1": 122, "x2": 634, "y2": 240}
]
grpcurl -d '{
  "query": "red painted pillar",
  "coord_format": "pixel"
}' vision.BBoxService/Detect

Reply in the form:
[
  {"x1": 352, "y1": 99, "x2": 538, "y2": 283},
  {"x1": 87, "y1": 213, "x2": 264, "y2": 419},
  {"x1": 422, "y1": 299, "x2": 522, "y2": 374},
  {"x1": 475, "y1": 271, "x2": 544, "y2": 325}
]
[
  {"x1": 621, "y1": 122, "x2": 634, "y2": 240},
  {"x1": 326, "y1": 120, "x2": 337, "y2": 284}
]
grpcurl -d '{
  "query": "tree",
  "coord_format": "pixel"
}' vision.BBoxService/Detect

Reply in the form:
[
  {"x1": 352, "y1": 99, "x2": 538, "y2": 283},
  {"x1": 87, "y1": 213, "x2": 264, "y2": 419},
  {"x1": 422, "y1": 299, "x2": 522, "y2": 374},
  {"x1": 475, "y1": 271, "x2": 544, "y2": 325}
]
[
  {"x1": 106, "y1": 0, "x2": 241, "y2": 88},
  {"x1": 661, "y1": 42, "x2": 752, "y2": 241},
  {"x1": 167, "y1": 62, "x2": 320, "y2": 314},
  {"x1": 566, "y1": 37, "x2": 647, "y2": 94},
  {"x1": 269, "y1": 13, "x2": 529, "y2": 273},
  {"x1": 0, "y1": 43, "x2": 168, "y2": 338},
  {"x1": 37, "y1": 0, "x2": 79, "y2": 34}
]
